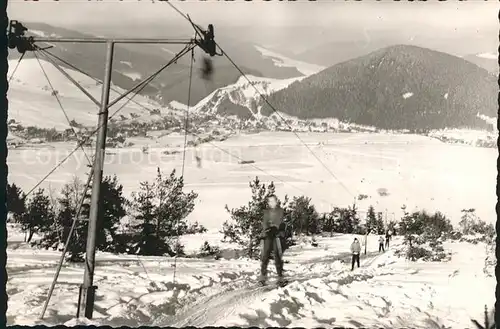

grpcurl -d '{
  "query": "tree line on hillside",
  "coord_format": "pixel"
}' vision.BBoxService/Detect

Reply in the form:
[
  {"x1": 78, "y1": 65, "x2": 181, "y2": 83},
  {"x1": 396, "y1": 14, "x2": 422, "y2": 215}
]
[
  {"x1": 261, "y1": 45, "x2": 497, "y2": 131},
  {"x1": 220, "y1": 177, "x2": 390, "y2": 259},
  {"x1": 7, "y1": 168, "x2": 205, "y2": 262},
  {"x1": 7, "y1": 174, "x2": 495, "y2": 263},
  {"x1": 220, "y1": 177, "x2": 494, "y2": 261}
]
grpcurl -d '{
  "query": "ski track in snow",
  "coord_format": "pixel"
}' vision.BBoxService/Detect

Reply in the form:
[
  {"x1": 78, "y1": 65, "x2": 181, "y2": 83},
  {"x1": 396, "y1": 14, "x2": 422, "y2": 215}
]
[
  {"x1": 158, "y1": 248, "x2": 392, "y2": 327},
  {"x1": 7, "y1": 222, "x2": 495, "y2": 328}
]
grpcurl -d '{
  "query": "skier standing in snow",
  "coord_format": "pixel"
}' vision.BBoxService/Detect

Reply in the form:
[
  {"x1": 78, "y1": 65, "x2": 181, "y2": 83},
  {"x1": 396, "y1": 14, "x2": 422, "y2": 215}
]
[
  {"x1": 350, "y1": 237, "x2": 361, "y2": 271},
  {"x1": 378, "y1": 236, "x2": 385, "y2": 253},
  {"x1": 259, "y1": 195, "x2": 287, "y2": 287},
  {"x1": 385, "y1": 230, "x2": 391, "y2": 249}
]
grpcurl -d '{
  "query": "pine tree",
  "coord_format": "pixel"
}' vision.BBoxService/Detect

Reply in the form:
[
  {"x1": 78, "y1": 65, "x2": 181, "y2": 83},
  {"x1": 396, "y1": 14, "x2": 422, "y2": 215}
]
[
  {"x1": 81, "y1": 175, "x2": 127, "y2": 253},
  {"x1": 154, "y1": 168, "x2": 197, "y2": 240},
  {"x1": 19, "y1": 188, "x2": 55, "y2": 243},
  {"x1": 365, "y1": 205, "x2": 377, "y2": 234},
  {"x1": 222, "y1": 177, "x2": 282, "y2": 259},
  {"x1": 129, "y1": 168, "x2": 198, "y2": 256},
  {"x1": 59, "y1": 180, "x2": 88, "y2": 262},
  {"x1": 327, "y1": 207, "x2": 343, "y2": 233},
  {"x1": 376, "y1": 212, "x2": 385, "y2": 235},
  {"x1": 336, "y1": 208, "x2": 352, "y2": 233},
  {"x1": 424, "y1": 211, "x2": 453, "y2": 239},
  {"x1": 399, "y1": 205, "x2": 428, "y2": 259},
  {"x1": 288, "y1": 196, "x2": 319, "y2": 235},
  {"x1": 280, "y1": 198, "x2": 294, "y2": 251},
  {"x1": 336, "y1": 203, "x2": 359, "y2": 234},
  {"x1": 320, "y1": 212, "x2": 332, "y2": 236},
  {"x1": 6, "y1": 183, "x2": 26, "y2": 221},
  {"x1": 130, "y1": 180, "x2": 159, "y2": 255},
  {"x1": 459, "y1": 208, "x2": 477, "y2": 235},
  {"x1": 38, "y1": 177, "x2": 88, "y2": 261},
  {"x1": 350, "y1": 203, "x2": 361, "y2": 234}
]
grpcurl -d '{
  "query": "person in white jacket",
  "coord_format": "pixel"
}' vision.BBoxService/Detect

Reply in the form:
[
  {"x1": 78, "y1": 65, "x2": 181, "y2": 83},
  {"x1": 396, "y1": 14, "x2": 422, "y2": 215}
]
[
  {"x1": 378, "y1": 236, "x2": 385, "y2": 253},
  {"x1": 350, "y1": 238, "x2": 361, "y2": 271}
]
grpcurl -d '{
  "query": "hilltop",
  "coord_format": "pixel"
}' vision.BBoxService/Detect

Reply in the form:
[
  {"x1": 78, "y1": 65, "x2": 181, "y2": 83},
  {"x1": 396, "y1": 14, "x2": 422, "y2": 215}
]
[
  {"x1": 260, "y1": 45, "x2": 497, "y2": 131},
  {"x1": 192, "y1": 75, "x2": 305, "y2": 120}
]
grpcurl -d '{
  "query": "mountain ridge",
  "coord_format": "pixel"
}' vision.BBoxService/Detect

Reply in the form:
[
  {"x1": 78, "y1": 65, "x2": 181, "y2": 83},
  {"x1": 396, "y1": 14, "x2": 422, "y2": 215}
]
[
  {"x1": 259, "y1": 44, "x2": 497, "y2": 131},
  {"x1": 13, "y1": 22, "x2": 304, "y2": 107}
]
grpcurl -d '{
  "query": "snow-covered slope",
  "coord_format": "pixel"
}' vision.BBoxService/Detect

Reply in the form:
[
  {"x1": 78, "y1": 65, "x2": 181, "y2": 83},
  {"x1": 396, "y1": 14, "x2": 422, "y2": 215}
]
[
  {"x1": 477, "y1": 113, "x2": 496, "y2": 127},
  {"x1": 191, "y1": 75, "x2": 305, "y2": 120},
  {"x1": 476, "y1": 52, "x2": 498, "y2": 60},
  {"x1": 7, "y1": 223, "x2": 494, "y2": 328},
  {"x1": 8, "y1": 58, "x2": 164, "y2": 129},
  {"x1": 428, "y1": 128, "x2": 497, "y2": 147},
  {"x1": 253, "y1": 45, "x2": 325, "y2": 76},
  {"x1": 462, "y1": 52, "x2": 498, "y2": 73}
]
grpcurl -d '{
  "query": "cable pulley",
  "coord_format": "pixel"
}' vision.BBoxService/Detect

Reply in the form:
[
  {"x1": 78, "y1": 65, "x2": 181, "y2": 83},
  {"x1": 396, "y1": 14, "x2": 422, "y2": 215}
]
[
  {"x1": 192, "y1": 23, "x2": 221, "y2": 58},
  {"x1": 8, "y1": 20, "x2": 36, "y2": 54},
  {"x1": 190, "y1": 21, "x2": 221, "y2": 81}
]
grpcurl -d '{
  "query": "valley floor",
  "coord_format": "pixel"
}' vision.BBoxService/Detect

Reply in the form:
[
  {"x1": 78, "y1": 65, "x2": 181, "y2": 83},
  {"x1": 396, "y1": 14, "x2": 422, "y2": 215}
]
[
  {"x1": 7, "y1": 224, "x2": 495, "y2": 328},
  {"x1": 7, "y1": 132, "x2": 497, "y2": 230}
]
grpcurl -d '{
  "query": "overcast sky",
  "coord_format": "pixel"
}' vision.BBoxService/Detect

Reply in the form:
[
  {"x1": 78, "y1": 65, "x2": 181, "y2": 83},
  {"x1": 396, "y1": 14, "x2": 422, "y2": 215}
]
[
  {"x1": 8, "y1": 1, "x2": 498, "y2": 31},
  {"x1": 8, "y1": 1, "x2": 498, "y2": 56}
]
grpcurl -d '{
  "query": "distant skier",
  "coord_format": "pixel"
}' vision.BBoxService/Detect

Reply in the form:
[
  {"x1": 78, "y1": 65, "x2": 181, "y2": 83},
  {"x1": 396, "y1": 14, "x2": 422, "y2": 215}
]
[
  {"x1": 259, "y1": 195, "x2": 287, "y2": 287},
  {"x1": 350, "y1": 237, "x2": 361, "y2": 271},
  {"x1": 385, "y1": 231, "x2": 391, "y2": 249},
  {"x1": 378, "y1": 236, "x2": 385, "y2": 253}
]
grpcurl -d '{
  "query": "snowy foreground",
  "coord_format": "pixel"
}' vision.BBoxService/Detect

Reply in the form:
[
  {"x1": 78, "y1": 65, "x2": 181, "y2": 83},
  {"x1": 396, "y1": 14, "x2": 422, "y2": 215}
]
[{"x1": 7, "y1": 224, "x2": 495, "y2": 328}]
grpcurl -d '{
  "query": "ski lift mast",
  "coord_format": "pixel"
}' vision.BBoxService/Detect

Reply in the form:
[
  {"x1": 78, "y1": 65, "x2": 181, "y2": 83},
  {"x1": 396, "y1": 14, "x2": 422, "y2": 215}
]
[{"x1": 7, "y1": 19, "x2": 219, "y2": 320}]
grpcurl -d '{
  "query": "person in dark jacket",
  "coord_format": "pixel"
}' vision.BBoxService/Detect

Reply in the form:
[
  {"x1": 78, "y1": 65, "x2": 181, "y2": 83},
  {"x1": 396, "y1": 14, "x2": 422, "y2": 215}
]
[
  {"x1": 350, "y1": 238, "x2": 361, "y2": 271},
  {"x1": 385, "y1": 231, "x2": 391, "y2": 249},
  {"x1": 378, "y1": 236, "x2": 385, "y2": 253},
  {"x1": 259, "y1": 195, "x2": 287, "y2": 286}
]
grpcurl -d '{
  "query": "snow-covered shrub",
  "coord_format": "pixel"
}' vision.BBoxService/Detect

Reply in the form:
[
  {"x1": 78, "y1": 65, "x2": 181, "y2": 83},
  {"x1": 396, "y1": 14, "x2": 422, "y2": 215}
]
[
  {"x1": 396, "y1": 240, "x2": 451, "y2": 262},
  {"x1": 460, "y1": 233, "x2": 491, "y2": 245},
  {"x1": 405, "y1": 245, "x2": 432, "y2": 260},
  {"x1": 425, "y1": 242, "x2": 451, "y2": 262},
  {"x1": 458, "y1": 209, "x2": 495, "y2": 243},
  {"x1": 398, "y1": 207, "x2": 454, "y2": 262}
]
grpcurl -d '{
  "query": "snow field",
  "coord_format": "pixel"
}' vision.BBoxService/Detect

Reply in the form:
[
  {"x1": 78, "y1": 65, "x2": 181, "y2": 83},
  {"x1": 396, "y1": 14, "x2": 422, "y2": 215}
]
[
  {"x1": 210, "y1": 239, "x2": 494, "y2": 328},
  {"x1": 253, "y1": 45, "x2": 325, "y2": 76},
  {"x1": 6, "y1": 55, "x2": 496, "y2": 327},
  {"x1": 7, "y1": 58, "x2": 164, "y2": 128},
  {"x1": 8, "y1": 132, "x2": 496, "y2": 231},
  {"x1": 7, "y1": 219, "x2": 495, "y2": 328}
]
